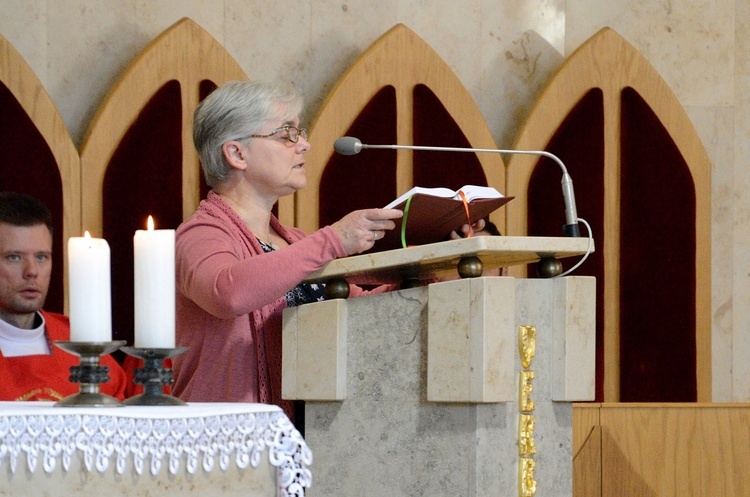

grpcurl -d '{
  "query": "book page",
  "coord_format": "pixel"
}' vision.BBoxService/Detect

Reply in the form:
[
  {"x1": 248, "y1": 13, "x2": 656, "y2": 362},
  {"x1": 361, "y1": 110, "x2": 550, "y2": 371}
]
[
  {"x1": 455, "y1": 185, "x2": 503, "y2": 201},
  {"x1": 384, "y1": 185, "x2": 503, "y2": 209},
  {"x1": 384, "y1": 186, "x2": 459, "y2": 209}
]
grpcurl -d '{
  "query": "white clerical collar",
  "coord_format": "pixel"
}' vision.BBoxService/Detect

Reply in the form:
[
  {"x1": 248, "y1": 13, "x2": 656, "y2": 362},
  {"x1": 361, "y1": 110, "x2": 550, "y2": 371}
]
[{"x1": 0, "y1": 312, "x2": 51, "y2": 357}]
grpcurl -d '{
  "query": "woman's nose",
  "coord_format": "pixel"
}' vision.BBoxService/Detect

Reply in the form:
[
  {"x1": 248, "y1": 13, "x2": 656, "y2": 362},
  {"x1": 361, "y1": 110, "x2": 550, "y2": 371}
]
[{"x1": 297, "y1": 135, "x2": 311, "y2": 153}]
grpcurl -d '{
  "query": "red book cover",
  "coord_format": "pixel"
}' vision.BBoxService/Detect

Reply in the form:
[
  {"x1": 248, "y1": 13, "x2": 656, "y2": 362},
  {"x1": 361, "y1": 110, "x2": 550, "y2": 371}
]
[{"x1": 376, "y1": 185, "x2": 514, "y2": 251}]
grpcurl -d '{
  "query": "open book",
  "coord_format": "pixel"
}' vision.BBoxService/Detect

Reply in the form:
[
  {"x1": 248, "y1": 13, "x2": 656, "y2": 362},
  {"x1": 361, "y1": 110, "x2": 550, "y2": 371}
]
[{"x1": 377, "y1": 185, "x2": 514, "y2": 251}]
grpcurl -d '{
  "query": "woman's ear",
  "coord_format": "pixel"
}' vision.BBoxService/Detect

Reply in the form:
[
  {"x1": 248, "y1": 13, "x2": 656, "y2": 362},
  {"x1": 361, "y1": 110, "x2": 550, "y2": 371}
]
[{"x1": 222, "y1": 140, "x2": 248, "y2": 171}]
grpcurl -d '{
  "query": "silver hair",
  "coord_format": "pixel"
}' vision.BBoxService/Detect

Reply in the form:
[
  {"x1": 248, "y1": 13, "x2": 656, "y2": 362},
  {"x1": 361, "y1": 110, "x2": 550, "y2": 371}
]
[{"x1": 192, "y1": 80, "x2": 304, "y2": 188}]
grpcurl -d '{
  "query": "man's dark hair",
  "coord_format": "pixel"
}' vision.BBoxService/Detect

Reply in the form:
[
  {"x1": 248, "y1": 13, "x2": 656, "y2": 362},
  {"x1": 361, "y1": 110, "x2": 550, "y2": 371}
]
[{"x1": 0, "y1": 192, "x2": 53, "y2": 235}]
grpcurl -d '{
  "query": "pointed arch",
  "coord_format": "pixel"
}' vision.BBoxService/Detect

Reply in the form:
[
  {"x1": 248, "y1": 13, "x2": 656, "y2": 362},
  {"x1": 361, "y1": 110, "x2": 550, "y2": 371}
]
[
  {"x1": 296, "y1": 24, "x2": 505, "y2": 235},
  {"x1": 80, "y1": 17, "x2": 249, "y2": 233},
  {"x1": 0, "y1": 33, "x2": 80, "y2": 313},
  {"x1": 79, "y1": 17, "x2": 248, "y2": 345},
  {"x1": 507, "y1": 28, "x2": 711, "y2": 402}
]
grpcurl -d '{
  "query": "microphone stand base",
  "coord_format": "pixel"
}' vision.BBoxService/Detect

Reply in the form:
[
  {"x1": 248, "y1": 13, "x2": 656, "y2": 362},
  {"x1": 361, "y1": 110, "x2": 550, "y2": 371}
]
[{"x1": 563, "y1": 224, "x2": 581, "y2": 237}]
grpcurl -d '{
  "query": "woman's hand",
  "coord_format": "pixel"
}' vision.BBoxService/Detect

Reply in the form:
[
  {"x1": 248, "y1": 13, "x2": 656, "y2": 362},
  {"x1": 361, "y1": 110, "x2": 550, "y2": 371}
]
[
  {"x1": 449, "y1": 218, "x2": 486, "y2": 240},
  {"x1": 332, "y1": 208, "x2": 403, "y2": 255}
]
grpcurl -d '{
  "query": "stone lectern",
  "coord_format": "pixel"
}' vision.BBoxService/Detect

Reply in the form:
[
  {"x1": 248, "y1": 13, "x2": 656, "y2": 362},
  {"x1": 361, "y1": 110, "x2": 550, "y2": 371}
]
[{"x1": 282, "y1": 236, "x2": 595, "y2": 497}]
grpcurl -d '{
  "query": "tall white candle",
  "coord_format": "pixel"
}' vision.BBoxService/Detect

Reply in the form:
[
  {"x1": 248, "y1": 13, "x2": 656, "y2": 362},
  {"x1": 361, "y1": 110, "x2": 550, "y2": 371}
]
[
  {"x1": 67, "y1": 232, "x2": 112, "y2": 342},
  {"x1": 134, "y1": 216, "x2": 175, "y2": 348}
]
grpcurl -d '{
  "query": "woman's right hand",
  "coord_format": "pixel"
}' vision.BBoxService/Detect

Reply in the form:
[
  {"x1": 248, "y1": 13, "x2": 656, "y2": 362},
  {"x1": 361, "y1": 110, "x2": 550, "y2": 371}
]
[{"x1": 331, "y1": 208, "x2": 403, "y2": 255}]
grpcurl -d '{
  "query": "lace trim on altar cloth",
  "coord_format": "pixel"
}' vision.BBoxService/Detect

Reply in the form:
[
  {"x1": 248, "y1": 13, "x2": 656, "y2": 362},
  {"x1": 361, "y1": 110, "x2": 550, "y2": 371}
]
[{"x1": 0, "y1": 410, "x2": 312, "y2": 496}]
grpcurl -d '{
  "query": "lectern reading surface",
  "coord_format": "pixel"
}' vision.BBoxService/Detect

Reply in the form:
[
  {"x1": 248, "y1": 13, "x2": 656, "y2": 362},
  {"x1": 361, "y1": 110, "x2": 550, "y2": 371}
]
[{"x1": 302, "y1": 235, "x2": 593, "y2": 286}]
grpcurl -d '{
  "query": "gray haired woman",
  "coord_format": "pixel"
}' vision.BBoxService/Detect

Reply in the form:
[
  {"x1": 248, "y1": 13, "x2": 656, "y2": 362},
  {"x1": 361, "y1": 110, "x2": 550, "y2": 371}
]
[{"x1": 172, "y1": 81, "x2": 402, "y2": 427}]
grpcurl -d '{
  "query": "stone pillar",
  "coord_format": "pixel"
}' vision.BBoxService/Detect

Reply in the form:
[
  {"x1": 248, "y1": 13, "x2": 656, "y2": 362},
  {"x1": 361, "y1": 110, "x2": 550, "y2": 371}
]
[{"x1": 282, "y1": 276, "x2": 595, "y2": 497}]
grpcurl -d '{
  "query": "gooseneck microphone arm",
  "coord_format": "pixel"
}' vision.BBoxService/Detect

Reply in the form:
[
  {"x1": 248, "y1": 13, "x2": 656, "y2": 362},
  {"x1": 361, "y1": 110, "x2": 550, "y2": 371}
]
[{"x1": 333, "y1": 136, "x2": 581, "y2": 237}]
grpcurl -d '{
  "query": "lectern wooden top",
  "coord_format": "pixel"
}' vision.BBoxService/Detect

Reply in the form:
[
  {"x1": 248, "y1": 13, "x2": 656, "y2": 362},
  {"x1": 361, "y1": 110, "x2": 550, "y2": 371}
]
[{"x1": 302, "y1": 236, "x2": 594, "y2": 285}]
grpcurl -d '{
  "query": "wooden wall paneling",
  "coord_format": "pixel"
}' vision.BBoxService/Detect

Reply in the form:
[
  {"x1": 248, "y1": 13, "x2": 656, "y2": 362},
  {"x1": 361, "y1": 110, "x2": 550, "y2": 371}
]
[
  {"x1": 80, "y1": 17, "x2": 248, "y2": 234},
  {"x1": 574, "y1": 430, "x2": 603, "y2": 497},
  {"x1": 79, "y1": 18, "x2": 248, "y2": 345},
  {"x1": 573, "y1": 403, "x2": 603, "y2": 497},
  {"x1": 598, "y1": 404, "x2": 750, "y2": 496},
  {"x1": 0, "y1": 33, "x2": 81, "y2": 313},
  {"x1": 507, "y1": 28, "x2": 712, "y2": 402},
  {"x1": 299, "y1": 24, "x2": 505, "y2": 234}
]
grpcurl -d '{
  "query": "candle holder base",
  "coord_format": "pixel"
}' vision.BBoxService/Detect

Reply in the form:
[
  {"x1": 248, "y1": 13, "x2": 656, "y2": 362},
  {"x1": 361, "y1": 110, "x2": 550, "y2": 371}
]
[
  {"x1": 53, "y1": 341, "x2": 127, "y2": 407},
  {"x1": 55, "y1": 391, "x2": 124, "y2": 407},
  {"x1": 121, "y1": 346, "x2": 188, "y2": 406}
]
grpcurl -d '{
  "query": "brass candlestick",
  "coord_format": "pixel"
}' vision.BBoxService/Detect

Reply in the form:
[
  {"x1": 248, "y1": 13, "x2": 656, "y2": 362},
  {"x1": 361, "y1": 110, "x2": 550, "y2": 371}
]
[
  {"x1": 54, "y1": 340, "x2": 127, "y2": 407},
  {"x1": 120, "y1": 346, "x2": 188, "y2": 406}
]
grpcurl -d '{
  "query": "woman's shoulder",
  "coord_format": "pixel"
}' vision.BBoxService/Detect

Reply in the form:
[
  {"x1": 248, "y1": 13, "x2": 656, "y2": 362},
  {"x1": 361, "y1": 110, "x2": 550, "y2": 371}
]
[
  {"x1": 178, "y1": 194, "x2": 233, "y2": 232},
  {"x1": 176, "y1": 196, "x2": 257, "y2": 258},
  {"x1": 177, "y1": 209, "x2": 237, "y2": 242}
]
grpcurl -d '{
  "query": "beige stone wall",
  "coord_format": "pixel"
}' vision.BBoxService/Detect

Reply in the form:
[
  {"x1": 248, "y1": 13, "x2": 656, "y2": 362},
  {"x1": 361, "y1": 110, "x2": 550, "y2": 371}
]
[{"x1": 0, "y1": 0, "x2": 743, "y2": 401}]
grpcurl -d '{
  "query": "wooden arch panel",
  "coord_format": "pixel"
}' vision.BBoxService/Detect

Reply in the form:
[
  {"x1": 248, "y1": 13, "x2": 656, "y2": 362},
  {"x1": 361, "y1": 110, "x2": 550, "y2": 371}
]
[
  {"x1": 79, "y1": 18, "x2": 248, "y2": 345},
  {"x1": 0, "y1": 33, "x2": 81, "y2": 314},
  {"x1": 296, "y1": 24, "x2": 505, "y2": 234},
  {"x1": 506, "y1": 28, "x2": 711, "y2": 402},
  {"x1": 80, "y1": 17, "x2": 249, "y2": 232}
]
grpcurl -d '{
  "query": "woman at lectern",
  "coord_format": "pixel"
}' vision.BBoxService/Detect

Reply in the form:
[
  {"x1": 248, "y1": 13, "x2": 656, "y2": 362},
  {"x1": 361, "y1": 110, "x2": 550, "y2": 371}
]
[{"x1": 171, "y1": 81, "x2": 402, "y2": 424}]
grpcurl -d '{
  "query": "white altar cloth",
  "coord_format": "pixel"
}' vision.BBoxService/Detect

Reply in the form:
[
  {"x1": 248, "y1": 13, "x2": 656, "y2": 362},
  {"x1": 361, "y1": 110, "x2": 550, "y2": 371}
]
[{"x1": 0, "y1": 402, "x2": 311, "y2": 496}]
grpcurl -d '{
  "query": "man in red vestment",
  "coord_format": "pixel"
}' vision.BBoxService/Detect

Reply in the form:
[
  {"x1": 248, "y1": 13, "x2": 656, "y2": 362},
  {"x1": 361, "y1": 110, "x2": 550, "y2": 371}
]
[{"x1": 0, "y1": 192, "x2": 126, "y2": 401}]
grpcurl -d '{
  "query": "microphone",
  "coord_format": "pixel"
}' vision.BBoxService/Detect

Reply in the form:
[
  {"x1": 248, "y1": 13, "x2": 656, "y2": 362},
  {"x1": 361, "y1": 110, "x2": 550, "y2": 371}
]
[{"x1": 333, "y1": 136, "x2": 581, "y2": 237}]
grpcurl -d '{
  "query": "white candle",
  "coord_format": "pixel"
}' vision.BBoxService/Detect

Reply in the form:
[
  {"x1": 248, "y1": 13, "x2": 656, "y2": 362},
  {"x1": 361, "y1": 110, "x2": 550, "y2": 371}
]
[
  {"x1": 67, "y1": 232, "x2": 112, "y2": 342},
  {"x1": 133, "y1": 216, "x2": 175, "y2": 348}
]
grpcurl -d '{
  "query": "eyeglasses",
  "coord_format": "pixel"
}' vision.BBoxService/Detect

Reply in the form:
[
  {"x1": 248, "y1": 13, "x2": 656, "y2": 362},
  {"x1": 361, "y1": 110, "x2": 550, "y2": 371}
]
[{"x1": 239, "y1": 125, "x2": 308, "y2": 144}]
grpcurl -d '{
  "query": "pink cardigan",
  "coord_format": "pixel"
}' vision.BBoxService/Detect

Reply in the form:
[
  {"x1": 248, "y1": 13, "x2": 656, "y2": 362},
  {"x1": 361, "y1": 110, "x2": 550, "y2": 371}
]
[{"x1": 172, "y1": 192, "x2": 382, "y2": 415}]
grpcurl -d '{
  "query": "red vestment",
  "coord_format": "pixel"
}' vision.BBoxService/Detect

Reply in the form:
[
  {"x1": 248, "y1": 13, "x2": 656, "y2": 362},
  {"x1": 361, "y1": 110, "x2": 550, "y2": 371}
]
[{"x1": 0, "y1": 310, "x2": 127, "y2": 401}]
